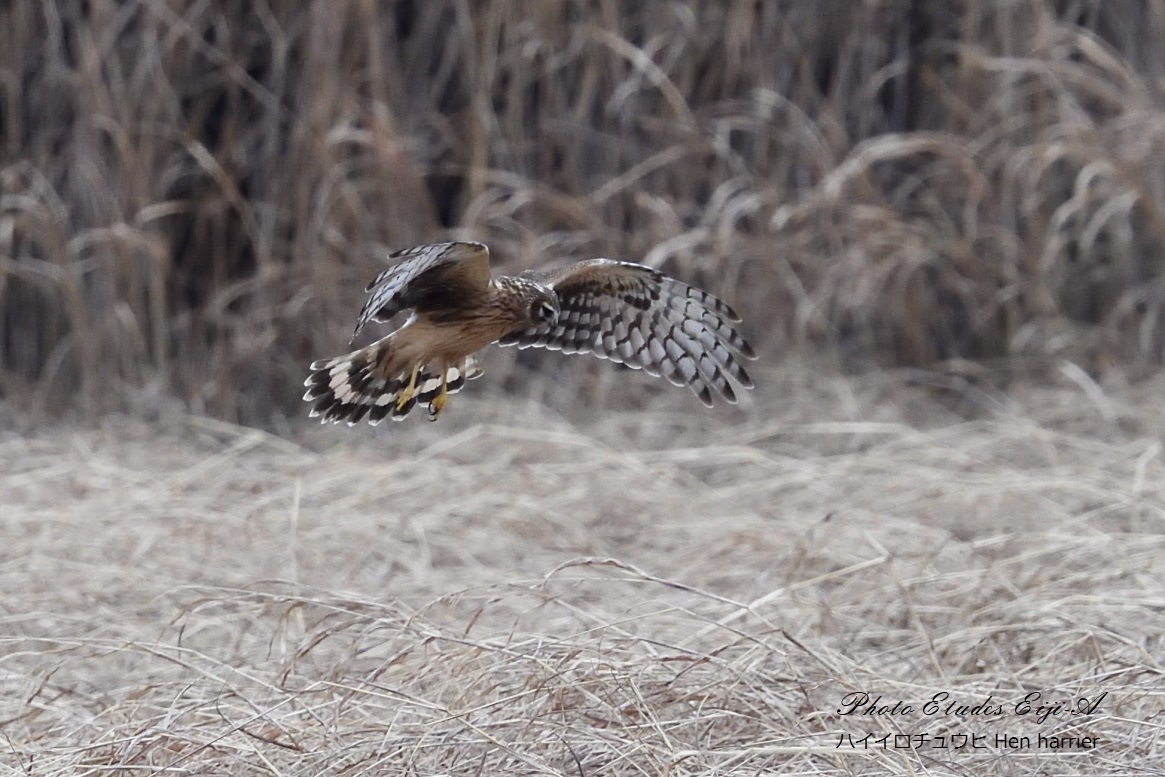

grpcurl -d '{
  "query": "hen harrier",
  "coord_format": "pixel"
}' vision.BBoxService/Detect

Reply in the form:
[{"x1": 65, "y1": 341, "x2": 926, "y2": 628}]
[{"x1": 304, "y1": 241, "x2": 755, "y2": 424}]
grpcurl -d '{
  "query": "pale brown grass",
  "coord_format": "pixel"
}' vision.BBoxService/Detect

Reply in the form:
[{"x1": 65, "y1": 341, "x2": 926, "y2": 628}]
[
  {"x1": 4, "y1": 1, "x2": 1165, "y2": 420},
  {"x1": 2, "y1": 367, "x2": 1162, "y2": 774}
]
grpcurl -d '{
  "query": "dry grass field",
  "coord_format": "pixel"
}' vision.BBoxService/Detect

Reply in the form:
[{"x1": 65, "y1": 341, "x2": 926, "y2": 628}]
[
  {"x1": 3, "y1": 367, "x2": 1164, "y2": 774},
  {"x1": 3, "y1": 0, "x2": 1165, "y2": 774}
]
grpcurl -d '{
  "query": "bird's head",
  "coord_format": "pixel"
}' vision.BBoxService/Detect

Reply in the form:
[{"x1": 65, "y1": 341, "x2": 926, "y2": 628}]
[{"x1": 528, "y1": 288, "x2": 561, "y2": 327}]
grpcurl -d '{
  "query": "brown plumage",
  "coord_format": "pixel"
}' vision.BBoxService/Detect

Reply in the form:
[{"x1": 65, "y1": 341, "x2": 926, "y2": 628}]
[{"x1": 303, "y1": 241, "x2": 756, "y2": 424}]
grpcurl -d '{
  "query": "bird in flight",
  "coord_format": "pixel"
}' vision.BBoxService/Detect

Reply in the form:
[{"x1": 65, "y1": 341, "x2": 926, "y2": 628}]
[{"x1": 304, "y1": 241, "x2": 755, "y2": 424}]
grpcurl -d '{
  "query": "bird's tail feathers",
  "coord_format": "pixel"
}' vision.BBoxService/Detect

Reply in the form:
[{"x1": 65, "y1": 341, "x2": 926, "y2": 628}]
[{"x1": 303, "y1": 343, "x2": 482, "y2": 425}]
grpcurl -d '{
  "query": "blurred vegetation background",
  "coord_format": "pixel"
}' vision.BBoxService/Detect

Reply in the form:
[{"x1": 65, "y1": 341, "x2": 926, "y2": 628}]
[{"x1": 2, "y1": 0, "x2": 1164, "y2": 423}]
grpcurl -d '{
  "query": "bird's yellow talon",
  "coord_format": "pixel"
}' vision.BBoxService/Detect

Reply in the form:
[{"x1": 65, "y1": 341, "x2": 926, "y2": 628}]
[
  {"x1": 396, "y1": 363, "x2": 421, "y2": 411},
  {"x1": 427, "y1": 369, "x2": 450, "y2": 421}
]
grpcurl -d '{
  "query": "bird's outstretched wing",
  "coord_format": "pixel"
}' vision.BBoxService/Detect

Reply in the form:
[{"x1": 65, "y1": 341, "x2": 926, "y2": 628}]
[
  {"x1": 498, "y1": 259, "x2": 756, "y2": 406},
  {"x1": 350, "y1": 241, "x2": 493, "y2": 341}
]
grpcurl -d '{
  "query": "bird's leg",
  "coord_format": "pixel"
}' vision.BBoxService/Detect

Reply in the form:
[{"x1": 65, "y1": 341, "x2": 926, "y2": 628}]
[
  {"x1": 427, "y1": 368, "x2": 449, "y2": 422},
  {"x1": 396, "y1": 362, "x2": 422, "y2": 411}
]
